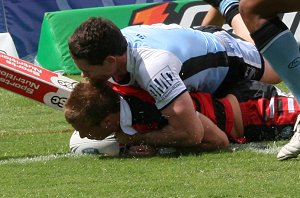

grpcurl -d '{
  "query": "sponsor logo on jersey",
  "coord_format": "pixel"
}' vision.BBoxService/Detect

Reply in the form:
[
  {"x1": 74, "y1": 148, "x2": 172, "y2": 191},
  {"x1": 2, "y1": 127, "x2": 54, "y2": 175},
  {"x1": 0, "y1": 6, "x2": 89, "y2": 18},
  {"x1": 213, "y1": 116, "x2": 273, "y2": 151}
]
[{"x1": 147, "y1": 66, "x2": 181, "y2": 101}]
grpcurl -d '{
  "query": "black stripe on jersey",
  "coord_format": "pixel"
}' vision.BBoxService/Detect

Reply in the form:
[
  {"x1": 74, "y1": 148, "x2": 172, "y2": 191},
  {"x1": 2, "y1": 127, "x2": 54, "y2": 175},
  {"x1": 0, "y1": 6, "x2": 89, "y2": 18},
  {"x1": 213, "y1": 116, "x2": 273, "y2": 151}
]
[
  {"x1": 191, "y1": 95, "x2": 201, "y2": 112},
  {"x1": 121, "y1": 94, "x2": 167, "y2": 126},
  {"x1": 262, "y1": 99, "x2": 268, "y2": 122},
  {"x1": 277, "y1": 98, "x2": 283, "y2": 116},
  {"x1": 215, "y1": 55, "x2": 264, "y2": 97},
  {"x1": 222, "y1": 80, "x2": 278, "y2": 103},
  {"x1": 213, "y1": 99, "x2": 226, "y2": 132},
  {"x1": 179, "y1": 51, "x2": 228, "y2": 80}
]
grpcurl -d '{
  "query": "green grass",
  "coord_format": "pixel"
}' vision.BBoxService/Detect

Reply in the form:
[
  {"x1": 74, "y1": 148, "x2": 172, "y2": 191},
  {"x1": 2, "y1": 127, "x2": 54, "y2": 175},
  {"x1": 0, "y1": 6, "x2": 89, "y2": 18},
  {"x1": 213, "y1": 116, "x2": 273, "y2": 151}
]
[{"x1": 1, "y1": 80, "x2": 300, "y2": 197}]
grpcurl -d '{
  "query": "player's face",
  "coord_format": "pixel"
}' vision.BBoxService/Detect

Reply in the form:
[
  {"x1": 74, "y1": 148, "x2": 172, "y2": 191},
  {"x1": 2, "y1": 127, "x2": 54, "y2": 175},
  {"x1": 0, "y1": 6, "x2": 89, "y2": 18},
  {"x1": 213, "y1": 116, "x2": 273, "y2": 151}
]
[
  {"x1": 74, "y1": 58, "x2": 117, "y2": 81},
  {"x1": 74, "y1": 122, "x2": 115, "y2": 140},
  {"x1": 74, "y1": 113, "x2": 120, "y2": 140}
]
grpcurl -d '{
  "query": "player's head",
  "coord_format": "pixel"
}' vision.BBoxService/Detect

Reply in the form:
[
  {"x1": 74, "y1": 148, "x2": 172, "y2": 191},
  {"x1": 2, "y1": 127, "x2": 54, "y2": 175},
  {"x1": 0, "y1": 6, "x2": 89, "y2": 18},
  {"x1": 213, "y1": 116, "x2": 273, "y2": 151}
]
[
  {"x1": 64, "y1": 80, "x2": 120, "y2": 140},
  {"x1": 68, "y1": 17, "x2": 127, "y2": 81}
]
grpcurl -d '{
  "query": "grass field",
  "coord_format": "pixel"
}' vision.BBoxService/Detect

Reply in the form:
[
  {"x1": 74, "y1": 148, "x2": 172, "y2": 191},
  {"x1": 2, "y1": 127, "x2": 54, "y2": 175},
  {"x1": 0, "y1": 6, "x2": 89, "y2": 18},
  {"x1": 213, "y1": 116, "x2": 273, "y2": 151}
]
[{"x1": 1, "y1": 79, "x2": 300, "y2": 198}]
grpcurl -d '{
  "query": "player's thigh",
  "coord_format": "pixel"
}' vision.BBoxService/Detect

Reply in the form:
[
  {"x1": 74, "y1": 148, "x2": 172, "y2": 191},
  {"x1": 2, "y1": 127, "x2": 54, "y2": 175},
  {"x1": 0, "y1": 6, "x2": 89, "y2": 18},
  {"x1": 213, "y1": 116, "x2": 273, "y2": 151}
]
[
  {"x1": 240, "y1": 0, "x2": 300, "y2": 17},
  {"x1": 259, "y1": 58, "x2": 281, "y2": 84}
]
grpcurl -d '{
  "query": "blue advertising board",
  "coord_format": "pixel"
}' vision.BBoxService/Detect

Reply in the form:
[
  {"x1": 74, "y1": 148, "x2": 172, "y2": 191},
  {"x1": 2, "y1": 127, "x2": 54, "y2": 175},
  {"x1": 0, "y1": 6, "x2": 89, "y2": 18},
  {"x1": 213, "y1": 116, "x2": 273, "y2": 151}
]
[{"x1": 0, "y1": 0, "x2": 174, "y2": 62}]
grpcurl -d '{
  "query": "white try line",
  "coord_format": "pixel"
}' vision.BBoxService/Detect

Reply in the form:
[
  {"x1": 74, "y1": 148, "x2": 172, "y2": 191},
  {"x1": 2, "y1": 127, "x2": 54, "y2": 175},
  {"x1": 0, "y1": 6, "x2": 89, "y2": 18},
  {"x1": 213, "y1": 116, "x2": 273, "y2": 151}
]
[
  {"x1": 0, "y1": 153, "x2": 81, "y2": 165},
  {"x1": 0, "y1": 143, "x2": 283, "y2": 165},
  {"x1": 230, "y1": 141, "x2": 282, "y2": 155}
]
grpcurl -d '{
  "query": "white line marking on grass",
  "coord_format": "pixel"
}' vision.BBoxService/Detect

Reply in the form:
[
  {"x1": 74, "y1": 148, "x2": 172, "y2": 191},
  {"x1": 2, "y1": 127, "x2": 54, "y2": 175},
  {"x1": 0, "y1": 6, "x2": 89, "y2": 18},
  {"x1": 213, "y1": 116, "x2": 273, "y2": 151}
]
[
  {"x1": 250, "y1": 143, "x2": 281, "y2": 155},
  {"x1": 0, "y1": 153, "x2": 82, "y2": 165},
  {"x1": 0, "y1": 142, "x2": 284, "y2": 165},
  {"x1": 231, "y1": 142, "x2": 282, "y2": 155}
]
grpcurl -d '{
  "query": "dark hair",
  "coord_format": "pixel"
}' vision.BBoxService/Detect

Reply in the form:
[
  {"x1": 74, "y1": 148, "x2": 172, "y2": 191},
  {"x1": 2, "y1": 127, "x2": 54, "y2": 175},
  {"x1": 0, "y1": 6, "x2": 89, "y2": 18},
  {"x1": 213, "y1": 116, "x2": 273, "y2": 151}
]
[
  {"x1": 68, "y1": 17, "x2": 127, "y2": 65},
  {"x1": 64, "y1": 81, "x2": 120, "y2": 128}
]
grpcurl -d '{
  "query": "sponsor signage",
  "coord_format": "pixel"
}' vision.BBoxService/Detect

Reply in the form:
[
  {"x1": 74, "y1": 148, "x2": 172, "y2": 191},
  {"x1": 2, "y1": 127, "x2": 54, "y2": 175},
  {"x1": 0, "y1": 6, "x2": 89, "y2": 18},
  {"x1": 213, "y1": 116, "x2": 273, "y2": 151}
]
[{"x1": 0, "y1": 53, "x2": 78, "y2": 111}]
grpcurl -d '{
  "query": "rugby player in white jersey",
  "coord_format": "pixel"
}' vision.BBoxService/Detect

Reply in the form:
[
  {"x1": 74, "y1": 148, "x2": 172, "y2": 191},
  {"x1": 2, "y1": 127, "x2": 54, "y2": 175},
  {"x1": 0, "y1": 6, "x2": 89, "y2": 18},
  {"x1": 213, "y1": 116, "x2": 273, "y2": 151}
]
[{"x1": 68, "y1": 13, "x2": 280, "y2": 148}]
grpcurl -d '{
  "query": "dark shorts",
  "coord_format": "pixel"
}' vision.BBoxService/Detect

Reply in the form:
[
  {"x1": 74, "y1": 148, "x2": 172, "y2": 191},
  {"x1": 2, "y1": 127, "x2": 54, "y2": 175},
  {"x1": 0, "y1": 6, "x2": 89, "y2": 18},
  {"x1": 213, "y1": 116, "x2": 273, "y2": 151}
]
[{"x1": 195, "y1": 25, "x2": 265, "y2": 97}]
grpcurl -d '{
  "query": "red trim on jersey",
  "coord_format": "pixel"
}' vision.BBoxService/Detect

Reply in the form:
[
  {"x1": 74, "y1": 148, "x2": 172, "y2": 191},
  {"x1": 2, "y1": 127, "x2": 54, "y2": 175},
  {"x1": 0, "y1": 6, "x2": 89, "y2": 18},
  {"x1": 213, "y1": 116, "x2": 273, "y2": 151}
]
[
  {"x1": 216, "y1": 98, "x2": 235, "y2": 139},
  {"x1": 240, "y1": 96, "x2": 300, "y2": 128},
  {"x1": 110, "y1": 83, "x2": 246, "y2": 144},
  {"x1": 189, "y1": 92, "x2": 243, "y2": 142},
  {"x1": 217, "y1": 98, "x2": 246, "y2": 144},
  {"x1": 190, "y1": 92, "x2": 217, "y2": 124},
  {"x1": 109, "y1": 83, "x2": 155, "y2": 104}
]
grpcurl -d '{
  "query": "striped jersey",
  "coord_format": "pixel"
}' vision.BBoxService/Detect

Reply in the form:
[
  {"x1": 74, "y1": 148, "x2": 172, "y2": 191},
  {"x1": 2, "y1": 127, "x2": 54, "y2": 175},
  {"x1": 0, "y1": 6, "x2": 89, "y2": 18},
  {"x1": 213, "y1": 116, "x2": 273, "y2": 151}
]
[{"x1": 119, "y1": 23, "x2": 263, "y2": 110}]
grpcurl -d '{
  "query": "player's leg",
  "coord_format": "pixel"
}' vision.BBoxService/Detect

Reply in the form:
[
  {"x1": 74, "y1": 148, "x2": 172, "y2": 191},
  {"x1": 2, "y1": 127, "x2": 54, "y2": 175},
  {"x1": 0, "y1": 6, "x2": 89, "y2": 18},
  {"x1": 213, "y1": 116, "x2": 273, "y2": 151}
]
[
  {"x1": 201, "y1": 7, "x2": 225, "y2": 27},
  {"x1": 239, "y1": 0, "x2": 300, "y2": 33},
  {"x1": 239, "y1": 0, "x2": 300, "y2": 160},
  {"x1": 204, "y1": 0, "x2": 255, "y2": 42},
  {"x1": 240, "y1": 0, "x2": 300, "y2": 102},
  {"x1": 204, "y1": 0, "x2": 239, "y2": 25},
  {"x1": 259, "y1": 59, "x2": 281, "y2": 84}
]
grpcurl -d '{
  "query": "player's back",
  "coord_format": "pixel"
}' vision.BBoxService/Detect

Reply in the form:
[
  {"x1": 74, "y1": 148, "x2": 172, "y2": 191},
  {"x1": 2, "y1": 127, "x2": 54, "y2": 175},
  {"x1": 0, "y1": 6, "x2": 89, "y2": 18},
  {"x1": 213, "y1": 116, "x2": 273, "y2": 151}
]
[{"x1": 121, "y1": 23, "x2": 225, "y2": 62}]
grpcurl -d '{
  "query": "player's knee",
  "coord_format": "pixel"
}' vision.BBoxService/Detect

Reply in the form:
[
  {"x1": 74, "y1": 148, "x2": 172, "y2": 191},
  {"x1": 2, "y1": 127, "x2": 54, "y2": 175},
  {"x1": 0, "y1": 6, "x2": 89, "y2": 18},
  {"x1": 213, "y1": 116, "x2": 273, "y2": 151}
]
[
  {"x1": 272, "y1": 76, "x2": 281, "y2": 85},
  {"x1": 239, "y1": 0, "x2": 254, "y2": 15},
  {"x1": 261, "y1": 63, "x2": 282, "y2": 85}
]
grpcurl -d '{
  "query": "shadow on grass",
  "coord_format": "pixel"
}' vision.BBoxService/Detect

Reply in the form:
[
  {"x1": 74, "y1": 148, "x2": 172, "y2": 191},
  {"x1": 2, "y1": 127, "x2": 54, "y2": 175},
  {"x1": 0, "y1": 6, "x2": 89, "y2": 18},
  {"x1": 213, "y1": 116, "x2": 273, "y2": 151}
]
[
  {"x1": 98, "y1": 141, "x2": 287, "y2": 160},
  {"x1": 97, "y1": 147, "x2": 232, "y2": 160}
]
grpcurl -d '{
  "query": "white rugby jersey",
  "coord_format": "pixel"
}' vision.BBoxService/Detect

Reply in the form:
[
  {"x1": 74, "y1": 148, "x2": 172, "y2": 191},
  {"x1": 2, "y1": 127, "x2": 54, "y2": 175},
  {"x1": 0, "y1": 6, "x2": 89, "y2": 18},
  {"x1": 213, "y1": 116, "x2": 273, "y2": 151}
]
[
  {"x1": 119, "y1": 97, "x2": 137, "y2": 135},
  {"x1": 119, "y1": 23, "x2": 262, "y2": 110}
]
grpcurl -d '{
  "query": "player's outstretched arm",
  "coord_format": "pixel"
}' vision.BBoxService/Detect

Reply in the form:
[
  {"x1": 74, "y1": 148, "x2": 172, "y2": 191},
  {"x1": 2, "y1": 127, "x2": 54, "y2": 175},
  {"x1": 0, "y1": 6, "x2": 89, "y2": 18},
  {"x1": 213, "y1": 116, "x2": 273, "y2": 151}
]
[
  {"x1": 116, "y1": 111, "x2": 229, "y2": 150},
  {"x1": 116, "y1": 92, "x2": 230, "y2": 149}
]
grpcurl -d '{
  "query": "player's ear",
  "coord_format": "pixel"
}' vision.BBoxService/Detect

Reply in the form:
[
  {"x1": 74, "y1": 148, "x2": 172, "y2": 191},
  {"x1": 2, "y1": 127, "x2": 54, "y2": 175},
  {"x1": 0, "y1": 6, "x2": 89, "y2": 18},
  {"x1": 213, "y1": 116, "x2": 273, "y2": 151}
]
[
  {"x1": 103, "y1": 113, "x2": 119, "y2": 127},
  {"x1": 104, "y1": 55, "x2": 116, "y2": 64},
  {"x1": 101, "y1": 114, "x2": 112, "y2": 129}
]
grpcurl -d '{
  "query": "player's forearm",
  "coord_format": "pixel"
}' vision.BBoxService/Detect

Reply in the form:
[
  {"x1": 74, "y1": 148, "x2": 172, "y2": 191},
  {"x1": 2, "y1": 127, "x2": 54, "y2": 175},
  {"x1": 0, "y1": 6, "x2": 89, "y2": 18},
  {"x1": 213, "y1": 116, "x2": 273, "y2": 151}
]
[
  {"x1": 160, "y1": 92, "x2": 205, "y2": 146},
  {"x1": 197, "y1": 113, "x2": 230, "y2": 149},
  {"x1": 119, "y1": 125, "x2": 201, "y2": 147}
]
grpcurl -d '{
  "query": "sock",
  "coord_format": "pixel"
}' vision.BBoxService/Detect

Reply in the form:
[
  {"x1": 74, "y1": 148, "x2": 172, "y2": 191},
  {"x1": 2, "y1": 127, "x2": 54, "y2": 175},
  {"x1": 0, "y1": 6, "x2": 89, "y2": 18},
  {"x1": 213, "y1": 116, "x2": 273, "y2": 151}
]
[
  {"x1": 218, "y1": 0, "x2": 239, "y2": 26},
  {"x1": 263, "y1": 32, "x2": 300, "y2": 103},
  {"x1": 252, "y1": 18, "x2": 300, "y2": 103}
]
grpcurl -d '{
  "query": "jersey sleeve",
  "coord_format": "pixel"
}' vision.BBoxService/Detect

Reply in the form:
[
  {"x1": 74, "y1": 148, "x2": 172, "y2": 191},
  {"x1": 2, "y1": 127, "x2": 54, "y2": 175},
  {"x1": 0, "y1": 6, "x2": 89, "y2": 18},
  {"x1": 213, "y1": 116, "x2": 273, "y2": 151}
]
[{"x1": 134, "y1": 49, "x2": 187, "y2": 110}]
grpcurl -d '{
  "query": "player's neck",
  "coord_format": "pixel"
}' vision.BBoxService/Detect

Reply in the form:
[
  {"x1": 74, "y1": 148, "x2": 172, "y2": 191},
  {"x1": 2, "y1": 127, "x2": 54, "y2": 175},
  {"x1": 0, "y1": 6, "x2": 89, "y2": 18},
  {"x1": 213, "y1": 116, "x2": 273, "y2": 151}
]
[{"x1": 113, "y1": 53, "x2": 130, "y2": 84}]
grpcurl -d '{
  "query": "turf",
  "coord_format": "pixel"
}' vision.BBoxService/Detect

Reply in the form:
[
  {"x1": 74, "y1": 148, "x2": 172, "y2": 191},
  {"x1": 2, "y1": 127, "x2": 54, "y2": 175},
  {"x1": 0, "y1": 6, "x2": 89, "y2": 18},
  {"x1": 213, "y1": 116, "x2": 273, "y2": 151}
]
[{"x1": 1, "y1": 80, "x2": 300, "y2": 197}]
